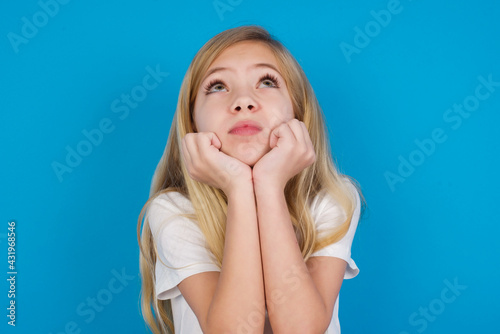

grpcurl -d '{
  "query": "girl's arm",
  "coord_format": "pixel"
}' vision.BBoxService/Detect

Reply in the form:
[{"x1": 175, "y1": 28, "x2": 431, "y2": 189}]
[
  {"x1": 254, "y1": 183, "x2": 347, "y2": 334},
  {"x1": 251, "y1": 119, "x2": 347, "y2": 333},
  {"x1": 178, "y1": 181, "x2": 265, "y2": 334},
  {"x1": 178, "y1": 132, "x2": 265, "y2": 333}
]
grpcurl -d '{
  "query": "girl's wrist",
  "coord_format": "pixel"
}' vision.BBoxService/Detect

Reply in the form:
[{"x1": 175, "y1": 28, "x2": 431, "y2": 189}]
[
  {"x1": 253, "y1": 178, "x2": 285, "y2": 195},
  {"x1": 252, "y1": 166, "x2": 285, "y2": 193},
  {"x1": 225, "y1": 178, "x2": 254, "y2": 198}
]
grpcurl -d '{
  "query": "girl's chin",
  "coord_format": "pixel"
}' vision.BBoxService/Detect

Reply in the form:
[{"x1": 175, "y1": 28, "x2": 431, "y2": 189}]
[
  {"x1": 227, "y1": 145, "x2": 268, "y2": 167},
  {"x1": 234, "y1": 151, "x2": 263, "y2": 167}
]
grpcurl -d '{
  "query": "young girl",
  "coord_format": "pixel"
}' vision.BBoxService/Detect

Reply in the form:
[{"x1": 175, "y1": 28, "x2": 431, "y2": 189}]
[{"x1": 137, "y1": 25, "x2": 365, "y2": 334}]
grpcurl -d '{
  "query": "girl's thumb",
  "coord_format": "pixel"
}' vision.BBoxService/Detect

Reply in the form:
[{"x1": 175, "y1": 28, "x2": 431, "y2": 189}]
[
  {"x1": 211, "y1": 133, "x2": 222, "y2": 150},
  {"x1": 269, "y1": 127, "x2": 279, "y2": 148}
]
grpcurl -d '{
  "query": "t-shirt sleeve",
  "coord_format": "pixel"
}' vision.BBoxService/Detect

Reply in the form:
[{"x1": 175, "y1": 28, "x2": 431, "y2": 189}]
[
  {"x1": 147, "y1": 192, "x2": 221, "y2": 300},
  {"x1": 309, "y1": 182, "x2": 361, "y2": 279}
]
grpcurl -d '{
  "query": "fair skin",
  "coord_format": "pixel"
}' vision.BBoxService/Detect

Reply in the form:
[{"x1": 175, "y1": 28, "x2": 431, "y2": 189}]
[{"x1": 179, "y1": 40, "x2": 347, "y2": 333}]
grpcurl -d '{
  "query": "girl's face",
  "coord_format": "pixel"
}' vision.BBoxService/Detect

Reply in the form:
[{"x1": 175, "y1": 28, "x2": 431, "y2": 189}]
[{"x1": 192, "y1": 40, "x2": 295, "y2": 167}]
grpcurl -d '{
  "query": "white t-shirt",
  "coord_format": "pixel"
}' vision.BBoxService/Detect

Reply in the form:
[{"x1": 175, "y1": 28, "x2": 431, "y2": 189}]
[{"x1": 148, "y1": 182, "x2": 361, "y2": 334}]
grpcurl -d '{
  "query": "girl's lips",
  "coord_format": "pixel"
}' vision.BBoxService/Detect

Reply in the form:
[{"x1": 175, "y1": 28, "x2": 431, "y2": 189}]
[
  {"x1": 228, "y1": 119, "x2": 263, "y2": 135},
  {"x1": 229, "y1": 126, "x2": 262, "y2": 136}
]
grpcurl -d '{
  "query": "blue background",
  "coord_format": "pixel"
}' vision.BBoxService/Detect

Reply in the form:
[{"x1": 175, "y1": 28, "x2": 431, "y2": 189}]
[{"x1": 1, "y1": 0, "x2": 499, "y2": 333}]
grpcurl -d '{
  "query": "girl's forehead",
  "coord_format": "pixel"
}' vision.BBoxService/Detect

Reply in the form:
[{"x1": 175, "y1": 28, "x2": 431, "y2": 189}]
[{"x1": 210, "y1": 41, "x2": 277, "y2": 67}]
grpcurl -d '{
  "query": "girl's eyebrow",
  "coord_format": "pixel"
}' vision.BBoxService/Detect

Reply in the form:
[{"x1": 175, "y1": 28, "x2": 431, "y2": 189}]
[
  {"x1": 253, "y1": 63, "x2": 281, "y2": 74},
  {"x1": 202, "y1": 63, "x2": 282, "y2": 82},
  {"x1": 202, "y1": 67, "x2": 232, "y2": 82}
]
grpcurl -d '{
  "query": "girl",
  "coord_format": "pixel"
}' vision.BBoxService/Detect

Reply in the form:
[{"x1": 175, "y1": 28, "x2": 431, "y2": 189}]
[{"x1": 137, "y1": 25, "x2": 365, "y2": 334}]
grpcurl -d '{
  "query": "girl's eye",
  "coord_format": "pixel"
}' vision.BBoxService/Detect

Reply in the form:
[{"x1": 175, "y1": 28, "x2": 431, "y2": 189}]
[
  {"x1": 258, "y1": 74, "x2": 280, "y2": 89},
  {"x1": 204, "y1": 80, "x2": 227, "y2": 94},
  {"x1": 203, "y1": 74, "x2": 280, "y2": 94}
]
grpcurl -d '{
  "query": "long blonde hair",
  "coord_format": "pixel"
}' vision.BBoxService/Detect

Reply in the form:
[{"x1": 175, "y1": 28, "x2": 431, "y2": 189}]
[{"x1": 137, "y1": 25, "x2": 365, "y2": 334}]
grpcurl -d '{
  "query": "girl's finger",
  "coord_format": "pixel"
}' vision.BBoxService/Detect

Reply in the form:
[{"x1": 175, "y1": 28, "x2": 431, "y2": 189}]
[
  {"x1": 185, "y1": 133, "x2": 200, "y2": 163},
  {"x1": 199, "y1": 133, "x2": 220, "y2": 160},
  {"x1": 209, "y1": 132, "x2": 222, "y2": 150},
  {"x1": 195, "y1": 132, "x2": 221, "y2": 165},
  {"x1": 269, "y1": 125, "x2": 279, "y2": 149},
  {"x1": 270, "y1": 122, "x2": 290, "y2": 148},
  {"x1": 198, "y1": 132, "x2": 219, "y2": 149},
  {"x1": 181, "y1": 136, "x2": 192, "y2": 166},
  {"x1": 299, "y1": 121, "x2": 313, "y2": 148},
  {"x1": 287, "y1": 119, "x2": 305, "y2": 144}
]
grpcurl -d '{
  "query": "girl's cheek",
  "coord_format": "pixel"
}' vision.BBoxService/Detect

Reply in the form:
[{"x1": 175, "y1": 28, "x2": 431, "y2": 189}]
[
  {"x1": 268, "y1": 103, "x2": 294, "y2": 126},
  {"x1": 254, "y1": 127, "x2": 272, "y2": 146}
]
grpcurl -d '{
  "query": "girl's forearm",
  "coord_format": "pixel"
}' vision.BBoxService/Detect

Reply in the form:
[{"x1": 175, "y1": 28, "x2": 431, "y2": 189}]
[
  {"x1": 207, "y1": 182, "x2": 265, "y2": 333},
  {"x1": 255, "y1": 183, "x2": 329, "y2": 334}
]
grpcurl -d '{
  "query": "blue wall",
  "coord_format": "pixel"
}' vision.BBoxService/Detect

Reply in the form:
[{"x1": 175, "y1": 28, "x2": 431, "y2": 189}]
[{"x1": 1, "y1": 0, "x2": 498, "y2": 333}]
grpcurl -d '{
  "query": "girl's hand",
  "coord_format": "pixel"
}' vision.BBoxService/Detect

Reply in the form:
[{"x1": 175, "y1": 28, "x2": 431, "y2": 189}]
[
  {"x1": 252, "y1": 119, "x2": 316, "y2": 190},
  {"x1": 181, "y1": 132, "x2": 253, "y2": 196}
]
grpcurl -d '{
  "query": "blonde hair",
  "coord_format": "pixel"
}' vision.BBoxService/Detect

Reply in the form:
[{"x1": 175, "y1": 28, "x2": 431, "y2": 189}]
[{"x1": 137, "y1": 25, "x2": 365, "y2": 334}]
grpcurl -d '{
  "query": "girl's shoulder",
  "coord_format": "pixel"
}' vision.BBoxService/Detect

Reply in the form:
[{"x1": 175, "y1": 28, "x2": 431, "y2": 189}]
[
  {"x1": 311, "y1": 178, "x2": 360, "y2": 225},
  {"x1": 310, "y1": 189, "x2": 345, "y2": 225},
  {"x1": 152, "y1": 190, "x2": 195, "y2": 215},
  {"x1": 148, "y1": 191, "x2": 198, "y2": 238}
]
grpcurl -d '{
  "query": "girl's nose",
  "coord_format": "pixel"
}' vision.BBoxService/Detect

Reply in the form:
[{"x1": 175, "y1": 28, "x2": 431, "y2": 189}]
[
  {"x1": 231, "y1": 91, "x2": 259, "y2": 112},
  {"x1": 234, "y1": 104, "x2": 254, "y2": 111}
]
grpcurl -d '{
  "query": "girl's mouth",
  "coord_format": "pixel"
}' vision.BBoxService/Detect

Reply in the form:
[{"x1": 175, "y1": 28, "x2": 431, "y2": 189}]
[{"x1": 229, "y1": 125, "x2": 262, "y2": 136}]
